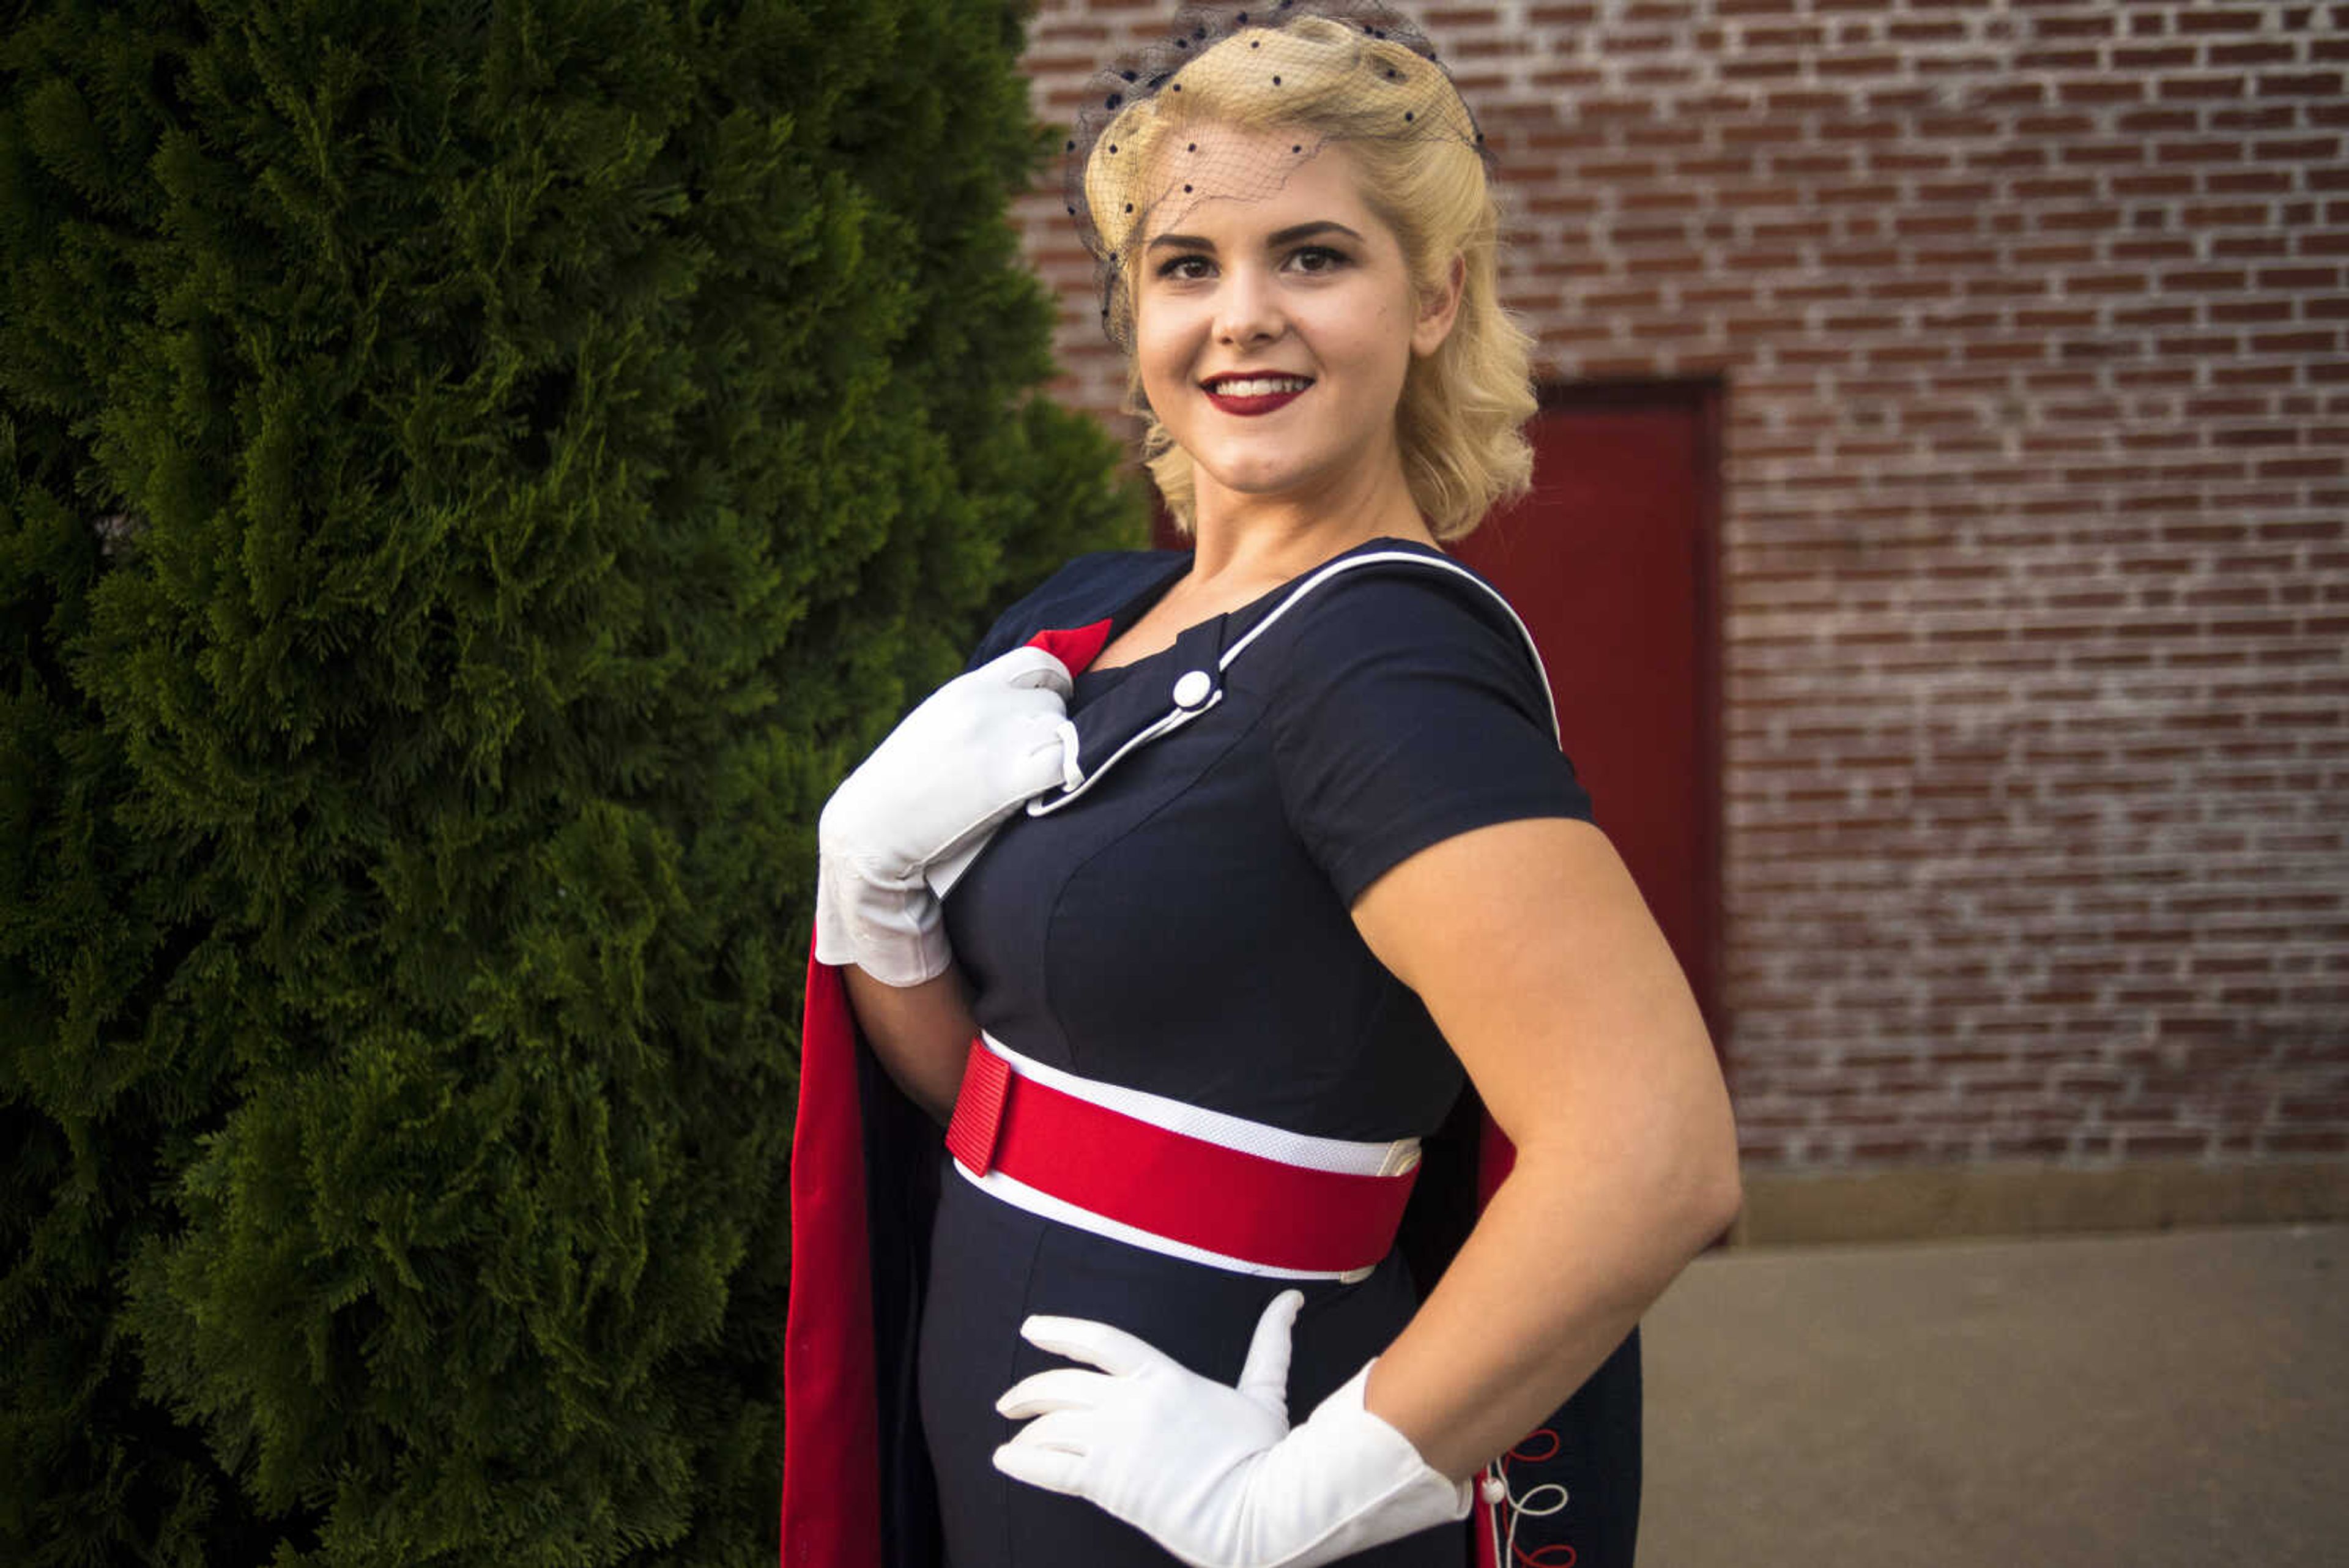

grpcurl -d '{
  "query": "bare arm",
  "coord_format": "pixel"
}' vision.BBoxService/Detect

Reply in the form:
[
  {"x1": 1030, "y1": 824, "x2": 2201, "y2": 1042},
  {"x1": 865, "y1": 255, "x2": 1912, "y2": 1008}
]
[
  {"x1": 842, "y1": 962, "x2": 980, "y2": 1126},
  {"x1": 1349, "y1": 816, "x2": 1742, "y2": 1484}
]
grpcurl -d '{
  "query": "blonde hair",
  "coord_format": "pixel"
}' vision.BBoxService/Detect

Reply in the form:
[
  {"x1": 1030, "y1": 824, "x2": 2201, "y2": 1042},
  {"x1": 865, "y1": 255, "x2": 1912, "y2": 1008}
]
[{"x1": 1080, "y1": 15, "x2": 1535, "y2": 542}]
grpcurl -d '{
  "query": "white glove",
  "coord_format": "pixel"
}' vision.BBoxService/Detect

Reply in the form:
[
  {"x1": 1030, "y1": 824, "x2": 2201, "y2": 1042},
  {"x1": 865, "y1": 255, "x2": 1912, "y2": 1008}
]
[
  {"x1": 993, "y1": 1290, "x2": 1472, "y2": 1568},
  {"x1": 814, "y1": 644, "x2": 1074, "y2": 986}
]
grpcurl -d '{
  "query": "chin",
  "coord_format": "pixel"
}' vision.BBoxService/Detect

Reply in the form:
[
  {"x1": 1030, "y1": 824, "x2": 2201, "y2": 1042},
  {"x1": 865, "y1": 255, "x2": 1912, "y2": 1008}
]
[
  {"x1": 1190, "y1": 444, "x2": 1338, "y2": 495},
  {"x1": 1209, "y1": 463, "x2": 1305, "y2": 494}
]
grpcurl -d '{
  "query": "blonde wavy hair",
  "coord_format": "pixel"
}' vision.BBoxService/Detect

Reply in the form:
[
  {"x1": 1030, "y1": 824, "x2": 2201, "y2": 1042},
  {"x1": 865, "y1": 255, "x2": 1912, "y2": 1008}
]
[{"x1": 1079, "y1": 13, "x2": 1535, "y2": 543}]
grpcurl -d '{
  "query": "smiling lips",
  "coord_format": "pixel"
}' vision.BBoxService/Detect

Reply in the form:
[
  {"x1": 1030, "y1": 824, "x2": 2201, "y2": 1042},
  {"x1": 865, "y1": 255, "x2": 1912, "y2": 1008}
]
[{"x1": 1201, "y1": 373, "x2": 1313, "y2": 416}]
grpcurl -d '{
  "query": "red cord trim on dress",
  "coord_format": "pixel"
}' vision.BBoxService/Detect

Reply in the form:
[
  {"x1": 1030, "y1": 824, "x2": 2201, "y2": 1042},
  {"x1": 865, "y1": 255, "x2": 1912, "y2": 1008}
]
[{"x1": 1482, "y1": 1425, "x2": 1575, "y2": 1568}]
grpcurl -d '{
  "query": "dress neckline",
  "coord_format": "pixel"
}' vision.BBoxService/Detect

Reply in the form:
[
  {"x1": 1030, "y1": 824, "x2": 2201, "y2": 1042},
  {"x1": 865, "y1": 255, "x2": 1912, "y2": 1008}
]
[{"x1": 1082, "y1": 535, "x2": 1442, "y2": 680}]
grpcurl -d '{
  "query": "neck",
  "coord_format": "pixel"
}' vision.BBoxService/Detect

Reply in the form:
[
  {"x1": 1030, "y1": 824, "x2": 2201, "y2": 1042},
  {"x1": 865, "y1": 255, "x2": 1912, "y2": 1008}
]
[{"x1": 1184, "y1": 447, "x2": 1436, "y2": 589}]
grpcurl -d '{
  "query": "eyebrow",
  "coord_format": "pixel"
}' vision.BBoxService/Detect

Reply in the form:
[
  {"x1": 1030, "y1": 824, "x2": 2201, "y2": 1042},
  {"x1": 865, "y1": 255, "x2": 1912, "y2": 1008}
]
[{"x1": 1145, "y1": 220, "x2": 1368, "y2": 253}]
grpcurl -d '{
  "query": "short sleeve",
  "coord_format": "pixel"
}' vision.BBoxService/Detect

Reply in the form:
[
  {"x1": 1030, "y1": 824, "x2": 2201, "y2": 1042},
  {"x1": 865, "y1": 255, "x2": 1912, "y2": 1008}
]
[{"x1": 1266, "y1": 570, "x2": 1592, "y2": 905}]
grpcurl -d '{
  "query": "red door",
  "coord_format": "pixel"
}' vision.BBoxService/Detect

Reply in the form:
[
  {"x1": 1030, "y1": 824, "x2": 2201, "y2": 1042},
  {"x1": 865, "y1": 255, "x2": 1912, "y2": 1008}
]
[{"x1": 1451, "y1": 381, "x2": 1724, "y2": 1030}]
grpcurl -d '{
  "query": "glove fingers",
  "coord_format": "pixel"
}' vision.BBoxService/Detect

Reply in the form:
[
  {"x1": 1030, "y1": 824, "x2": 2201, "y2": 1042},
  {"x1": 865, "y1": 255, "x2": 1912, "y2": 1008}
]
[
  {"x1": 989, "y1": 644, "x2": 1075, "y2": 700},
  {"x1": 957, "y1": 702, "x2": 1074, "y2": 809},
  {"x1": 999, "y1": 708, "x2": 1080, "y2": 790},
  {"x1": 917, "y1": 708, "x2": 1075, "y2": 871},
  {"x1": 1018, "y1": 1312, "x2": 1168, "y2": 1377},
  {"x1": 992, "y1": 1438, "x2": 1086, "y2": 1496},
  {"x1": 1236, "y1": 1289, "x2": 1305, "y2": 1417},
  {"x1": 999, "y1": 1406, "x2": 1094, "y2": 1458},
  {"x1": 995, "y1": 1365, "x2": 1110, "y2": 1419}
]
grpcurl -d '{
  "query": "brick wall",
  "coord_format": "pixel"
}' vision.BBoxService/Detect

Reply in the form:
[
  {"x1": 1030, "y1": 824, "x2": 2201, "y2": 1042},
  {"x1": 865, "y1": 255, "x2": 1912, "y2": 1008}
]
[{"x1": 1012, "y1": 1, "x2": 2349, "y2": 1179}]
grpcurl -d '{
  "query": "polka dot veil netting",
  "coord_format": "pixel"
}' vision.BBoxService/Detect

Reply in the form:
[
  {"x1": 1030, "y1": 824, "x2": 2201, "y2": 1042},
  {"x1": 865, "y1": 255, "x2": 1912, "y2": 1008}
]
[{"x1": 1062, "y1": 0, "x2": 1492, "y2": 352}]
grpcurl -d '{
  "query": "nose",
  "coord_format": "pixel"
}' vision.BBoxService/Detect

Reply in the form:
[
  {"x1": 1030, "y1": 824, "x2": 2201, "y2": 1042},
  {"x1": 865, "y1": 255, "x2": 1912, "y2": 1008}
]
[{"x1": 1213, "y1": 261, "x2": 1283, "y2": 347}]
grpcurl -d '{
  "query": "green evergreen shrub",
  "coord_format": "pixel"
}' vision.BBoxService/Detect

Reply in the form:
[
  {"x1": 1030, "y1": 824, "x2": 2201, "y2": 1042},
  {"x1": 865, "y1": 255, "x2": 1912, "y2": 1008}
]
[{"x1": 0, "y1": 1, "x2": 1139, "y2": 1562}]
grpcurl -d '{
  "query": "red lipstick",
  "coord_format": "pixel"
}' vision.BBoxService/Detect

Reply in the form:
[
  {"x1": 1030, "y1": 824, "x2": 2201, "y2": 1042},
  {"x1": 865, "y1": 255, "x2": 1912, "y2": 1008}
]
[{"x1": 1201, "y1": 374, "x2": 1312, "y2": 417}]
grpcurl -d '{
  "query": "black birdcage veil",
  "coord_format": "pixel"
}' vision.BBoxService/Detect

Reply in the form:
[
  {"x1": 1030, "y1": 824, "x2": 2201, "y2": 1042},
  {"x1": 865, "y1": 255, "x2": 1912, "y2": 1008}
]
[{"x1": 1061, "y1": 1, "x2": 1492, "y2": 352}]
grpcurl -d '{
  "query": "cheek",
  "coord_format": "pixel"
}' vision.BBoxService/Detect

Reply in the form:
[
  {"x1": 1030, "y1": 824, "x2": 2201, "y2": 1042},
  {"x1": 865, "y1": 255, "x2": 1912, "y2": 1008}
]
[
  {"x1": 1134, "y1": 305, "x2": 1197, "y2": 406},
  {"x1": 1135, "y1": 341, "x2": 1176, "y2": 412},
  {"x1": 1334, "y1": 305, "x2": 1413, "y2": 390}
]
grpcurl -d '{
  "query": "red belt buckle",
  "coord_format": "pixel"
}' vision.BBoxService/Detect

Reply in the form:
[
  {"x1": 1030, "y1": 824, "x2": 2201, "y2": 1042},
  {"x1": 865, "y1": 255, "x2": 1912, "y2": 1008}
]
[{"x1": 944, "y1": 1038, "x2": 1013, "y2": 1176}]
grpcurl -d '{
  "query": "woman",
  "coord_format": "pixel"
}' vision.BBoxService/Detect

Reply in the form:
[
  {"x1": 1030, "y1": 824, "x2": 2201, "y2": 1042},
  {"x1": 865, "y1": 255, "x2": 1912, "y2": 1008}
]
[{"x1": 784, "y1": 6, "x2": 1740, "y2": 1566}]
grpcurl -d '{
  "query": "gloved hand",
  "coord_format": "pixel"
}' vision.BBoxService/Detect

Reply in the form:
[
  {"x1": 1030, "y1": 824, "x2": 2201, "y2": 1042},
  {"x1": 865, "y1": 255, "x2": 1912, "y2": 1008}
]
[
  {"x1": 814, "y1": 644, "x2": 1074, "y2": 986},
  {"x1": 993, "y1": 1290, "x2": 1472, "y2": 1568}
]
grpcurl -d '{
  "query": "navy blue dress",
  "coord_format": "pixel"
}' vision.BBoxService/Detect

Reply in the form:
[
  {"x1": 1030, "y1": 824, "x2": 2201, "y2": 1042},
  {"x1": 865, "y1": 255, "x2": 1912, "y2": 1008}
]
[{"x1": 918, "y1": 538, "x2": 1605, "y2": 1567}]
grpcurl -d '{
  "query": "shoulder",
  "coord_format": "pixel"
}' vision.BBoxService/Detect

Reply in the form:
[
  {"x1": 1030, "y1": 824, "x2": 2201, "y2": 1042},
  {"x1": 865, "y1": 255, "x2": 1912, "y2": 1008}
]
[
  {"x1": 965, "y1": 550, "x2": 1187, "y2": 670},
  {"x1": 1233, "y1": 542, "x2": 1555, "y2": 735},
  {"x1": 1291, "y1": 548, "x2": 1531, "y2": 644},
  {"x1": 1244, "y1": 543, "x2": 1590, "y2": 899}
]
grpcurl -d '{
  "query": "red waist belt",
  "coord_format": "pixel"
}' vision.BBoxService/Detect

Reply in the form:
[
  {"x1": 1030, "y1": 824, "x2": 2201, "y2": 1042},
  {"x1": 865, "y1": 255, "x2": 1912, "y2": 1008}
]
[{"x1": 943, "y1": 1034, "x2": 1423, "y2": 1279}]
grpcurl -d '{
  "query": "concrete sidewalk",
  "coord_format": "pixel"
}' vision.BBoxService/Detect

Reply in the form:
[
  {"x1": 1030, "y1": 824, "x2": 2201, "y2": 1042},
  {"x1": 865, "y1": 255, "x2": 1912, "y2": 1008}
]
[{"x1": 1639, "y1": 1224, "x2": 2347, "y2": 1567}]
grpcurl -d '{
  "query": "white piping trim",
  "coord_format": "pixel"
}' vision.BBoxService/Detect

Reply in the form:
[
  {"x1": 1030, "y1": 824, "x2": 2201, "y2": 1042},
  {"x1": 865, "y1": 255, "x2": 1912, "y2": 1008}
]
[
  {"x1": 952, "y1": 1160, "x2": 1376, "y2": 1282},
  {"x1": 1027, "y1": 690, "x2": 1222, "y2": 816},
  {"x1": 1218, "y1": 550, "x2": 1561, "y2": 742},
  {"x1": 978, "y1": 1034, "x2": 1420, "y2": 1177},
  {"x1": 1025, "y1": 551, "x2": 1560, "y2": 818}
]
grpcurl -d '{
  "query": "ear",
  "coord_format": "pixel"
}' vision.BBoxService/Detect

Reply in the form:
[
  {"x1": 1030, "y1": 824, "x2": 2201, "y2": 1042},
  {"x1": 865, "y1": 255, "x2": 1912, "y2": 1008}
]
[{"x1": 1411, "y1": 252, "x2": 1467, "y2": 357}]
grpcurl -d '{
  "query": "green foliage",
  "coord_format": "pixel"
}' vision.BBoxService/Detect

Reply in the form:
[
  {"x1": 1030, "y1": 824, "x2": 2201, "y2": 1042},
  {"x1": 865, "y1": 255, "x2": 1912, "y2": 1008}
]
[{"x1": 0, "y1": 1, "x2": 1141, "y2": 1562}]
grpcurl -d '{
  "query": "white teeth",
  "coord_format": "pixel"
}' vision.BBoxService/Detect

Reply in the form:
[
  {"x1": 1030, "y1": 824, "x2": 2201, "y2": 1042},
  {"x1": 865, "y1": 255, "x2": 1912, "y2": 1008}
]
[{"x1": 1209, "y1": 376, "x2": 1310, "y2": 396}]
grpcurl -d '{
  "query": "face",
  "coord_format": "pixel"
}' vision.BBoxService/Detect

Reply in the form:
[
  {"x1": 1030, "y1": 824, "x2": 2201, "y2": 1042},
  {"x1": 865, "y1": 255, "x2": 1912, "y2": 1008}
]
[{"x1": 1131, "y1": 125, "x2": 1458, "y2": 516}]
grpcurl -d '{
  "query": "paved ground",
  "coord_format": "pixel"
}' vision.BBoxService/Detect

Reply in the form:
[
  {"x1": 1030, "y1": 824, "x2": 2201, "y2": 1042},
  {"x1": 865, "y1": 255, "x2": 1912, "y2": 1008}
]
[{"x1": 1639, "y1": 1224, "x2": 2348, "y2": 1567}]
